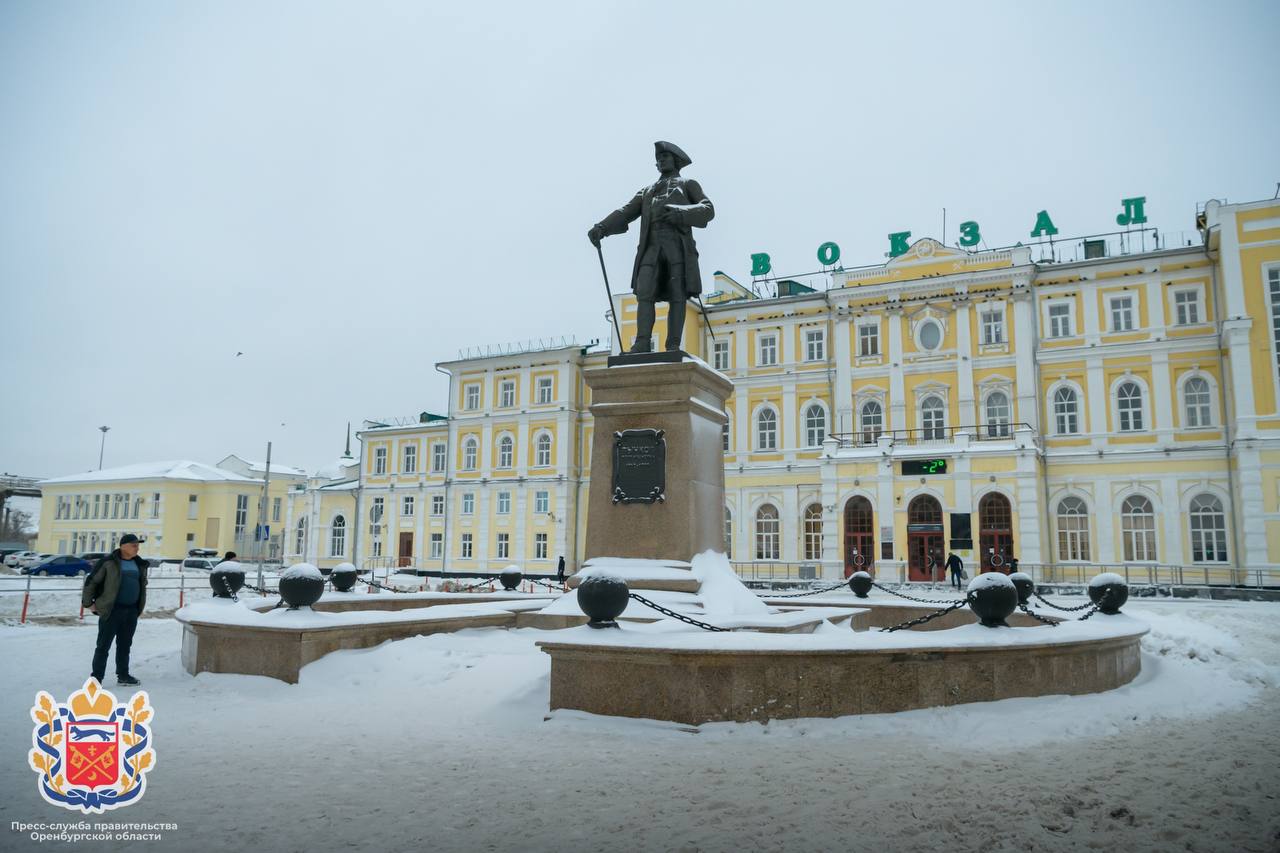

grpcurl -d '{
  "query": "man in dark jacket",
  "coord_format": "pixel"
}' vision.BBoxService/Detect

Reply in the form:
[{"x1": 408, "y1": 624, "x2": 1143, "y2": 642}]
[
  {"x1": 589, "y1": 141, "x2": 715, "y2": 353},
  {"x1": 83, "y1": 534, "x2": 148, "y2": 686},
  {"x1": 946, "y1": 552, "x2": 965, "y2": 590}
]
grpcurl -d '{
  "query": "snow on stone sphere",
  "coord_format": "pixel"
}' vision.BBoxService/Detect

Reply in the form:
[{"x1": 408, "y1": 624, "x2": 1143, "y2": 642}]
[
  {"x1": 1089, "y1": 572, "x2": 1127, "y2": 588},
  {"x1": 281, "y1": 562, "x2": 323, "y2": 581},
  {"x1": 967, "y1": 572, "x2": 1015, "y2": 592}
]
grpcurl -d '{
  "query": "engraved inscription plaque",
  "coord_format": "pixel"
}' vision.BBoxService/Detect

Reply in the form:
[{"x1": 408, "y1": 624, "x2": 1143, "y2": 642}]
[{"x1": 612, "y1": 429, "x2": 666, "y2": 504}]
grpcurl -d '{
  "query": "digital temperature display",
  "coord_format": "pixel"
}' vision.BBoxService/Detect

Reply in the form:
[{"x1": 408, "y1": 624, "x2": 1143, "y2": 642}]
[{"x1": 902, "y1": 459, "x2": 948, "y2": 476}]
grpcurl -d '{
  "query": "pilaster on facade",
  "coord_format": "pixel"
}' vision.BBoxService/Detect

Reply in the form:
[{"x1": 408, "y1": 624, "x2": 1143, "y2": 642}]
[
  {"x1": 1010, "y1": 288, "x2": 1040, "y2": 432},
  {"x1": 833, "y1": 316, "x2": 854, "y2": 434},
  {"x1": 886, "y1": 306, "x2": 906, "y2": 431},
  {"x1": 1234, "y1": 447, "x2": 1270, "y2": 570}
]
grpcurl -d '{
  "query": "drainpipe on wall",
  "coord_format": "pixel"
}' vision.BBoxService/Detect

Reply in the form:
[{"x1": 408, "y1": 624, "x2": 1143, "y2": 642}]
[{"x1": 1206, "y1": 238, "x2": 1242, "y2": 580}]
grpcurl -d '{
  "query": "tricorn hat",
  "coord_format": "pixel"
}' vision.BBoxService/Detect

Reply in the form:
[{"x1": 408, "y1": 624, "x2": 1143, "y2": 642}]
[{"x1": 654, "y1": 140, "x2": 692, "y2": 170}]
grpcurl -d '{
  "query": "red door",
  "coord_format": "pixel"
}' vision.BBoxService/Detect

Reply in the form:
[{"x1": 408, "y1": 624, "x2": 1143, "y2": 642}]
[
  {"x1": 398, "y1": 532, "x2": 413, "y2": 568},
  {"x1": 843, "y1": 496, "x2": 875, "y2": 577},
  {"x1": 907, "y1": 495, "x2": 945, "y2": 582},
  {"x1": 979, "y1": 493, "x2": 1013, "y2": 573}
]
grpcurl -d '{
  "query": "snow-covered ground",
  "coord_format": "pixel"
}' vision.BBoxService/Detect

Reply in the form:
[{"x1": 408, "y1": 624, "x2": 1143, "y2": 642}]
[{"x1": 1, "y1": 598, "x2": 1278, "y2": 852}]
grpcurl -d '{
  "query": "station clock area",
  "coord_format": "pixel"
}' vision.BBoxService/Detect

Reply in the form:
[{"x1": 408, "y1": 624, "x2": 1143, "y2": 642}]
[{"x1": 901, "y1": 459, "x2": 948, "y2": 476}]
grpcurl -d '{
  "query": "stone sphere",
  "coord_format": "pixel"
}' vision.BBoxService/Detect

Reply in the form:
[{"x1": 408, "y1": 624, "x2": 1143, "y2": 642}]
[
  {"x1": 500, "y1": 565, "x2": 523, "y2": 591},
  {"x1": 330, "y1": 562, "x2": 358, "y2": 592},
  {"x1": 210, "y1": 560, "x2": 245, "y2": 598},
  {"x1": 576, "y1": 575, "x2": 629, "y2": 628},
  {"x1": 966, "y1": 572, "x2": 1018, "y2": 627},
  {"x1": 1009, "y1": 572, "x2": 1035, "y2": 605},
  {"x1": 279, "y1": 563, "x2": 325, "y2": 610},
  {"x1": 1088, "y1": 572, "x2": 1128, "y2": 614},
  {"x1": 848, "y1": 571, "x2": 873, "y2": 598}
]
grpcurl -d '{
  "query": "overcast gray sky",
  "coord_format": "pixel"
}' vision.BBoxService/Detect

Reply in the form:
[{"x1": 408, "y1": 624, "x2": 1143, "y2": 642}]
[{"x1": 2, "y1": 0, "x2": 1277, "y2": 483}]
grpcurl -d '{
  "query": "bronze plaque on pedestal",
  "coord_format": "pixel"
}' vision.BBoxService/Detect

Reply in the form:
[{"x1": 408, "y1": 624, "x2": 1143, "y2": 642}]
[{"x1": 612, "y1": 429, "x2": 666, "y2": 504}]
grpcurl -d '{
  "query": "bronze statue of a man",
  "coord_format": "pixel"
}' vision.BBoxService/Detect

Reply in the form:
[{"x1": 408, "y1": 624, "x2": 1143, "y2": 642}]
[{"x1": 588, "y1": 141, "x2": 714, "y2": 353}]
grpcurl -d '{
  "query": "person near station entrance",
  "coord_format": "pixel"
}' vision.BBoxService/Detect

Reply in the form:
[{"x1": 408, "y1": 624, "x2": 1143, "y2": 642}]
[
  {"x1": 946, "y1": 552, "x2": 965, "y2": 589},
  {"x1": 83, "y1": 533, "x2": 148, "y2": 686},
  {"x1": 556, "y1": 555, "x2": 566, "y2": 584}
]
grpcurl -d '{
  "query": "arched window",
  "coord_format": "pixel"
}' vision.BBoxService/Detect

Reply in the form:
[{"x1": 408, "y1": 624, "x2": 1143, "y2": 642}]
[
  {"x1": 804, "y1": 404, "x2": 826, "y2": 448},
  {"x1": 535, "y1": 433, "x2": 552, "y2": 467},
  {"x1": 330, "y1": 515, "x2": 346, "y2": 558},
  {"x1": 497, "y1": 435, "x2": 514, "y2": 469},
  {"x1": 755, "y1": 504, "x2": 780, "y2": 560},
  {"x1": 1117, "y1": 382, "x2": 1144, "y2": 432},
  {"x1": 921, "y1": 395, "x2": 945, "y2": 440},
  {"x1": 724, "y1": 507, "x2": 733, "y2": 558},
  {"x1": 295, "y1": 517, "x2": 307, "y2": 555},
  {"x1": 1053, "y1": 387, "x2": 1079, "y2": 435},
  {"x1": 803, "y1": 504, "x2": 823, "y2": 561},
  {"x1": 1121, "y1": 495, "x2": 1156, "y2": 561},
  {"x1": 462, "y1": 436, "x2": 478, "y2": 470},
  {"x1": 756, "y1": 408, "x2": 778, "y2": 451},
  {"x1": 985, "y1": 391, "x2": 1011, "y2": 437},
  {"x1": 1056, "y1": 497, "x2": 1091, "y2": 561},
  {"x1": 1189, "y1": 494, "x2": 1228, "y2": 562},
  {"x1": 1184, "y1": 377, "x2": 1212, "y2": 428},
  {"x1": 860, "y1": 400, "x2": 883, "y2": 445}
]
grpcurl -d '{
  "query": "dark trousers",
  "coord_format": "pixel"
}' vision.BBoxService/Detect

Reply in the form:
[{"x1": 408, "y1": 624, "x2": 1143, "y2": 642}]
[
  {"x1": 91, "y1": 603, "x2": 139, "y2": 681},
  {"x1": 950, "y1": 569, "x2": 962, "y2": 589}
]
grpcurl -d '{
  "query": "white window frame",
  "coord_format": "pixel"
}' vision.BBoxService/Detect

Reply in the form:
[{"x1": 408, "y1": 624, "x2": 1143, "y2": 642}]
[
  {"x1": 499, "y1": 379, "x2": 516, "y2": 409},
  {"x1": 754, "y1": 504, "x2": 780, "y2": 560},
  {"x1": 755, "y1": 405, "x2": 779, "y2": 451},
  {"x1": 712, "y1": 339, "x2": 730, "y2": 371},
  {"x1": 1049, "y1": 382, "x2": 1083, "y2": 436},
  {"x1": 757, "y1": 332, "x2": 778, "y2": 366},
  {"x1": 534, "y1": 432, "x2": 552, "y2": 467},
  {"x1": 432, "y1": 442, "x2": 446, "y2": 473},
  {"x1": 1055, "y1": 495, "x2": 1092, "y2": 562},
  {"x1": 857, "y1": 320, "x2": 880, "y2": 358},
  {"x1": 1107, "y1": 293, "x2": 1136, "y2": 333},
  {"x1": 918, "y1": 394, "x2": 947, "y2": 440},
  {"x1": 1188, "y1": 492, "x2": 1229, "y2": 563},
  {"x1": 802, "y1": 402, "x2": 827, "y2": 448},
  {"x1": 1120, "y1": 494, "x2": 1158, "y2": 562},
  {"x1": 536, "y1": 376, "x2": 554, "y2": 404},
  {"x1": 429, "y1": 533, "x2": 443, "y2": 559},
  {"x1": 534, "y1": 532, "x2": 548, "y2": 559},
  {"x1": 496, "y1": 532, "x2": 510, "y2": 560},
  {"x1": 497, "y1": 434, "x2": 514, "y2": 469},
  {"x1": 464, "y1": 383, "x2": 481, "y2": 411},
  {"x1": 497, "y1": 491, "x2": 511, "y2": 515},
  {"x1": 373, "y1": 446, "x2": 387, "y2": 475},
  {"x1": 914, "y1": 318, "x2": 943, "y2": 352},
  {"x1": 1171, "y1": 284, "x2": 1204, "y2": 327},
  {"x1": 1179, "y1": 373, "x2": 1216, "y2": 429},
  {"x1": 1112, "y1": 376, "x2": 1150, "y2": 433},
  {"x1": 859, "y1": 399, "x2": 884, "y2": 444},
  {"x1": 1046, "y1": 300, "x2": 1075, "y2": 338},
  {"x1": 402, "y1": 444, "x2": 417, "y2": 474},
  {"x1": 803, "y1": 504, "x2": 823, "y2": 561},
  {"x1": 979, "y1": 305, "x2": 1006, "y2": 346},
  {"x1": 461, "y1": 492, "x2": 475, "y2": 515},
  {"x1": 460, "y1": 533, "x2": 473, "y2": 559},
  {"x1": 329, "y1": 515, "x2": 346, "y2": 558},
  {"x1": 534, "y1": 491, "x2": 549, "y2": 514},
  {"x1": 804, "y1": 328, "x2": 826, "y2": 362},
  {"x1": 402, "y1": 495, "x2": 414, "y2": 517},
  {"x1": 462, "y1": 437, "x2": 478, "y2": 471},
  {"x1": 430, "y1": 494, "x2": 445, "y2": 516},
  {"x1": 982, "y1": 389, "x2": 1012, "y2": 438}
]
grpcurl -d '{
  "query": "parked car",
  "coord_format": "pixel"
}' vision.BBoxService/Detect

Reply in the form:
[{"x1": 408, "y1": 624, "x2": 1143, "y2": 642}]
[
  {"x1": 181, "y1": 557, "x2": 220, "y2": 571},
  {"x1": 78, "y1": 552, "x2": 109, "y2": 567},
  {"x1": 22, "y1": 555, "x2": 92, "y2": 576},
  {"x1": 5, "y1": 551, "x2": 38, "y2": 568},
  {"x1": 18, "y1": 553, "x2": 55, "y2": 569}
]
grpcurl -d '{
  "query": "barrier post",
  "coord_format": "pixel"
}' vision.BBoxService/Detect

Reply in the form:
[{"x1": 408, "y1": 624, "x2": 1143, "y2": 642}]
[
  {"x1": 20, "y1": 571, "x2": 32, "y2": 624},
  {"x1": 180, "y1": 568, "x2": 185, "y2": 609}
]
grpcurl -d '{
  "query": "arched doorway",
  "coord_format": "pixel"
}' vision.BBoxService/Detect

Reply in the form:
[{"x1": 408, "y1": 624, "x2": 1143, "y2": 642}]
[
  {"x1": 843, "y1": 497, "x2": 874, "y2": 578},
  {"x1": 907, "y1": 495, "x2": 944, "y2": 582},
  {"x1": 979, "y1": 492, "x2": 1013, "y2": 573}
]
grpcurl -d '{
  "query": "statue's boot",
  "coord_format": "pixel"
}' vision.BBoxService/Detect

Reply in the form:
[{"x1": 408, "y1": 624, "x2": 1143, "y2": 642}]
[
  {"x1": 631, "y1": 336, "x2": 653, "y2": 353},
  {"x1": 664, "y1": 300, "x2": 686, "y2": 351}
]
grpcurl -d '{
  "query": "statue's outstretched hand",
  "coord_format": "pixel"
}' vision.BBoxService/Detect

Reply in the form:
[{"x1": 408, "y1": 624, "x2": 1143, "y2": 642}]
[{"x1": 588, "y1": 226, "x2": 604, "y2": 248}]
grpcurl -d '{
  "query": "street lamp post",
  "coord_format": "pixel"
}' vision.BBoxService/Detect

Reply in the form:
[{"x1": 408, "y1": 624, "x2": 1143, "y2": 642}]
[{"x1": 97, "y1": 426, "x2": 110, "y2": 470}]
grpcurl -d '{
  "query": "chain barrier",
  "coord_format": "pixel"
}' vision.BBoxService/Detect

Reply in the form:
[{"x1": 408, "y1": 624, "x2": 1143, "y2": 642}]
[
  {"x1": 871, "y1": 581, "x2": 965, "y2": 606},
  {"x1": 362, "y1": 574, "x2": 408, "y2": 594},
  {"x1": 759, "y1": 581, "x2": 848, "y2": 599},
  {"x1": 628, "y1": 592, "x2": 728, "y2": 632},
  {"x1": 1031, "y1": 591, "x2": 1094, "y2": 612},
  {"x1": 448, "y1": 577, "x2": 499, "y2": 593},
  {"x1": 1076, "y1": 604, "x2": 1102, "y2": 621},
  {"x1": 1017, "y1": 603, "x2": 1059, "y2": 626},
  {"x1": 879, "y1": 599, "x2": 969, "y2": 633},
  {"x1": 219, "y1": 575, "x2": 239, "y2": 603},
  {"x1": 528, "y1": 578, "x2": 568, "y2": 593}
]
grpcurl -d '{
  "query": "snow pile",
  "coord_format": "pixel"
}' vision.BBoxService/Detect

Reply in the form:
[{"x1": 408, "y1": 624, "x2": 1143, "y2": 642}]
[
  {"x1": 281, "y1": 562, "x2": 323, "y2": 581},
  {"x1": 690, "y1": 550, "x2": 769, "y2": 617},
  {"x1": 501, "y1": 565, "x2": 521, "y2": 576},
  {"x1": 331, "y1": 562, "x2": 357, "y2": 573},
  {"x1": 967, "y1": 572, "x2": 1014, "y2": 592},
  {"x1": 213, "y1": 560, "x2": 245, "y2": 575},
  {"x1": 1089, "y1": 571, "x2": 1127, "y2": 587}
]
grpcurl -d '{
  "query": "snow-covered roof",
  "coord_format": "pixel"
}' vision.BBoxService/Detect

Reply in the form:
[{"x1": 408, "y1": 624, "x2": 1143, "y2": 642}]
[
  {"x1": 315, "y1": 456, "x2": 358, "y2": 480},
  {"x1": 39, "y1": 460, "x2": 259, "y2": 486},
  {"x1": 319, "y1": 479, "x2": 359, "y2": 491},
  {"x1": 236, "y1": 459, "x2": 308, "y2": 478}
]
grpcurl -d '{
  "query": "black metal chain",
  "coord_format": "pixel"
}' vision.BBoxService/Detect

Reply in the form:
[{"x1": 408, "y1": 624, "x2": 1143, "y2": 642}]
[
  {"x1": 449, "y1": 577, "x2": 498, "y2": 593},
  {"x1": 879, "y1": 599, "x2": 968, "y2": 633},
  {"x1": 1031, "y1": 591, "x2": 1094, "y2": 612},
  {"x1": 1018, "y1": 603, "x2": 1059, "y2": 626},
  {"x1": 871, "y1": 581, "x2": 965, "y2": 606},
  {"x1": 363, "y1": 575, "x2": 408, "y2": 593},
  {"x1": 219, "y1": 575, "x2": 239, "y2": 603},
  {"x1": 528, "y1": 578, "x2": 568, "y2": 593},
  {"x1": 628, "y1": 592, "x2": 728, "y2": 632},
  {"x1": 1076, "y1": 604, "x2": 1102, "y2": 621},
  {"x1": 759, "y1": 581, "x2": 848, "y2": 599},
  {"x1": 240, "y1": 579, "x2": 275, "y2": 596}
]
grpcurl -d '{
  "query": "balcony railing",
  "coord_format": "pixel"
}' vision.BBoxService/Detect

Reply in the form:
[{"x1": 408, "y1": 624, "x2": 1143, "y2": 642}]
[{"x1": 829, "y1": 423, "x2": 1034, "y2": 449}]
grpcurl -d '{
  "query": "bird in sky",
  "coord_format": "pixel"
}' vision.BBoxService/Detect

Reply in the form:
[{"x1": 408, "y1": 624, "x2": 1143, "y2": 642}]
[{"x1": 235, "y1": 352, "x2": 243, "y2": 357}]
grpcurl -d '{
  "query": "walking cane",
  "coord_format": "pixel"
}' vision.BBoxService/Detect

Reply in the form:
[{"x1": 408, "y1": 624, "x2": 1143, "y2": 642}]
[{"x1": 595, "y1": 244, "x2": 625, "y2": 351}]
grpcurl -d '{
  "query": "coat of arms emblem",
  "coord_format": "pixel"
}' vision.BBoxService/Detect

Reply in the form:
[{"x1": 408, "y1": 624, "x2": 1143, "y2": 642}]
[{"x1": 29, "y1": 678, "x2": 155, "y2": 813}]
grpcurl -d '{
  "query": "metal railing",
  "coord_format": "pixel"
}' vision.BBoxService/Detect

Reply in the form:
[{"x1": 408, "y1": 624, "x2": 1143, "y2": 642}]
[
  {"x1": 1015, "y1": 563, "x2": 1279, "y2": 589},
  {"x1": 731, "y1": 561, "x2": 822, "y2": 581},
  {"x1": 829, "y1": 423, "x2": 1034, "y2": 449}
]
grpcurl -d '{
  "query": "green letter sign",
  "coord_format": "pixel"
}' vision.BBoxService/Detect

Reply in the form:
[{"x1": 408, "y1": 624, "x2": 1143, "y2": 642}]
[
  {"x1": 1116, "y1": 196, "x2": 1147, "y2": 226},
  {"x1": 817, "y1": 241, "x2": 841, "y2": 266},
  {"x1": 958, "y1": 221, "x2": 981, "y2": 248},
  {"x1": 888, "y1": 231, "x2": 911, "y2": 257},
  {"x1": 1030, "y1": 210, "x2": 1059, "y2": 238},
  {"x1": 750, "y1": 252, "x2": 772, "y2": 277}
]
